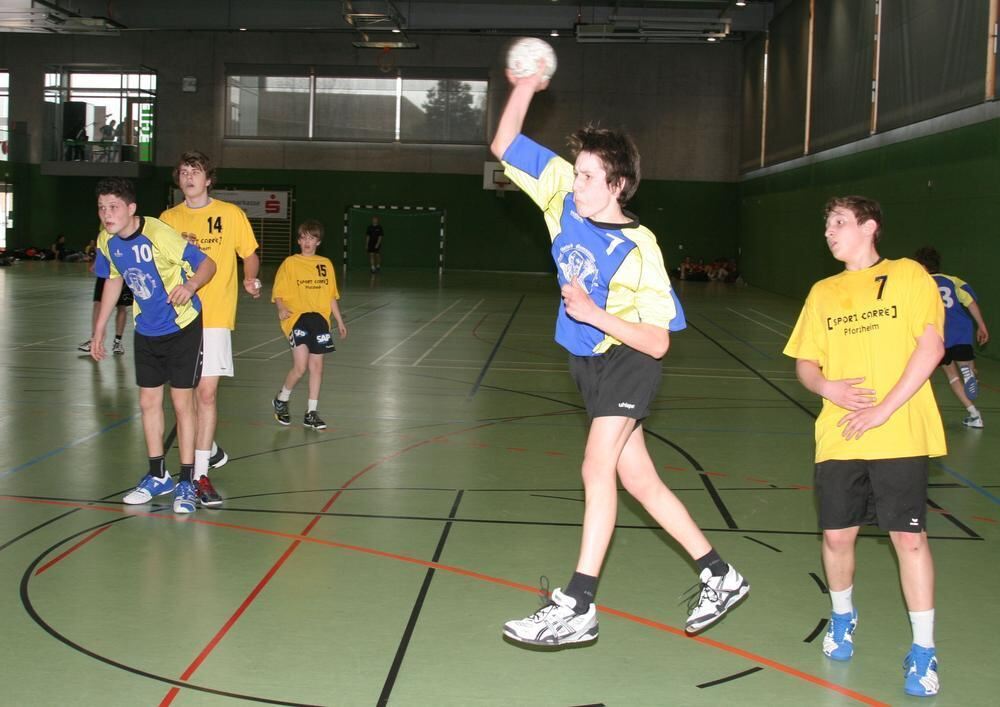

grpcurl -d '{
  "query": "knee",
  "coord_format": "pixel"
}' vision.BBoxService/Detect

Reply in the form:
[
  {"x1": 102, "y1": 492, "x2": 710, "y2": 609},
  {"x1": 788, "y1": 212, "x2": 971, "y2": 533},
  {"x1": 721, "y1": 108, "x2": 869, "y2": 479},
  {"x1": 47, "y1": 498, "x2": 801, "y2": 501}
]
[
  {"x1": 823, "y1": 530, "x2": 856, "y2": 554},
  {"x1": 196, "y1": 387, "x2": 217, "y2": 407},
  {"x1": 619, "y1": 469, "x2": 655, "y2": 500},
  {"x1": 890, "y1": 531, "x2": 926, "y2": 554}
]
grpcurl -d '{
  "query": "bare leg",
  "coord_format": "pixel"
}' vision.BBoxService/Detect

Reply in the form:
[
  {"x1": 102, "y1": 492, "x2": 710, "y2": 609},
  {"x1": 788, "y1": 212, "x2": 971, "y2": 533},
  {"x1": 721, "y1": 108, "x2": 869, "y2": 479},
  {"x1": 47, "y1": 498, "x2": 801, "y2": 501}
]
[
  {"x1": 139, "y1": 386, "x2": 165, "y2": 458},
  {"x1": 574, "y1": 416, "x2": 638, "y2": 576},
  {"x1": 822, "y1": 527, "x2": 861, "y2": 592},
  {"x1": 617, "y1": 424, "x2": 711, "y2": 559},
  {"x1": 307, "y1": 354, "x2": 324, "y2": 401},
  {"x1": 170, "y1": 387, "x2": 197, "y2": 465},
  {"x1": 195, "y1": 375, "x2": 220, "y2": 451},
  {"x1": 941, "y1": 362, "x2": 972, "y2": 407},
  {"x1": 890, "y1": 530, "x2": 935, "y2": 611},
  {"x1": 282, "y1": 344, "x2": 310, "y2": 392}
]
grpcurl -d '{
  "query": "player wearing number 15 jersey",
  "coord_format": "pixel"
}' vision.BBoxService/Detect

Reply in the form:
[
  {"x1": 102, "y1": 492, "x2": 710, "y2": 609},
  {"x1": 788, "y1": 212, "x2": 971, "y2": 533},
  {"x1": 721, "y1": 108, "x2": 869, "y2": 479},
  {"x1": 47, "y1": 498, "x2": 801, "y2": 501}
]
[
  {"x1": 270, "y1": 220, "x2": 347, "y2": 431},
  {"x1": 159, "y1": 151, "x2": 261, "y2": 507}
]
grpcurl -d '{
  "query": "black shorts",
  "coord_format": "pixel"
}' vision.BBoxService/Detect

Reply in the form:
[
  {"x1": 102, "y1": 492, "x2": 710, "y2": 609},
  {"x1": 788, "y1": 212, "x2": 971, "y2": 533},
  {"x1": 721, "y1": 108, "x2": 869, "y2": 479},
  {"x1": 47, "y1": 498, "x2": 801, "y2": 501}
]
[
  {"x1": 288, "y1": 312, "x2": 335, "y2": 354},
  {"x1": 367, "y1": 243, "x2": 381, "y2": 254},
  {"x1": 93, "y1": 277, "x2": 134, "y2": 307},
  {"x1": 568, "y1": 344, "x2": 662, "y2": 420},
  {"x1": 814, "y1": 457, "x2": 929, "y2": 533},
  {"x1": 940, "y1": 344, "x2": 974, "y2": 366},
  {"x1": 134, "y1": 317, "x2": 204, "y2": 389}
]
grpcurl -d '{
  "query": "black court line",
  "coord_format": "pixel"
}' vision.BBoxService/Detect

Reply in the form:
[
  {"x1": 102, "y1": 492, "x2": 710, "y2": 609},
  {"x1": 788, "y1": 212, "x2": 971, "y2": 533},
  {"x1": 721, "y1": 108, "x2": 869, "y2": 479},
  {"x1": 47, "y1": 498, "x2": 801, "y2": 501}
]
[
  {"x1": 927, "y1": 497, "x2": 981, "y2": 539},
  {"x1": 378, "y1": 489, "x2": 464, "y2": 707},
  {"x1": 699, "y1": 473, "x2": 738, "y2": 529},
  {"x1": 531, "y1": 493, "x2": 585, "y2": 503},
  {"x1": 809, "y1": 572, "x2": 829, "y2": 594},
  {"x1": 804, "y1": 618, "x2": 828, "y2": 643},
  {"x1": 163, "y1": 423, "x2": 177, "y2": 452},
  {"x1": 685, "y1": 318, "x2": 818, "y2": 420},
  {"x1": 744, "y1": 535, "x2": 782, "y2": 552},
  {"x1": 696, "y1": 666, "x2": 764, "y2": 688},
  {"x1": 20, "y1": 517, "x2": 317, "y2": 705},
  {"x1": 468, "y1": 294, "x2": 525, "y2": 399}
]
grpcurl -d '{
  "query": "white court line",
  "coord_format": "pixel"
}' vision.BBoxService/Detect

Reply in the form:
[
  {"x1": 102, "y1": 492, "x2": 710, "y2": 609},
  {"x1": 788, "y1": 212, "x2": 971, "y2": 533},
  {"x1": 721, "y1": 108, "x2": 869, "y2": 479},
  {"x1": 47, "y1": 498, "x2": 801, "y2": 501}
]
[
  {"x1": 726, "y1": 308, "x2": 789, "y2": 337},
  {"x1": 412, "y1": 300, "x2": 484, "y2": 366},
  {"x1": 10, "y1": 334, "x2": 77, "y2": 350},
  {"x1": 748, "y1": 308, "x2": 793, "y2": 328},
  {"x1": 375, "y1": 362, "x2": 798, "y2": 381},
  {"x1": 370, "y1": 299, "x2": 464, "y2": 366}
]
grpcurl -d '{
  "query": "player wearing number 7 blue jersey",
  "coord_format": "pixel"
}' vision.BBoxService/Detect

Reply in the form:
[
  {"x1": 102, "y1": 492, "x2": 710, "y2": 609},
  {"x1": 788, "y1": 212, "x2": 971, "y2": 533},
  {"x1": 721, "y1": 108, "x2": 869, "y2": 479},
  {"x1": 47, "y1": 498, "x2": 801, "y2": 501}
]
[{"x1": 91, "y1": 177, "x2": 217, "y2": 515}]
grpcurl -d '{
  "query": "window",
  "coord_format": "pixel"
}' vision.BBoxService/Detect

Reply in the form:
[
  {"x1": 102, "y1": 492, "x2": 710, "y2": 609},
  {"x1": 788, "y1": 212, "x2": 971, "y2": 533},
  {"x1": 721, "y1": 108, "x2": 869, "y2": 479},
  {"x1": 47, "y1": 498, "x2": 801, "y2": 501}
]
[
  {"x1": 0, "y1": 72, "x2": 9, "y2": 162},
  {"x1": 44, "y1": 68, "x2": 157, "y2": 162},
  {"x1": 226, "y1": 69, "x2": 487, "y2": 145}
]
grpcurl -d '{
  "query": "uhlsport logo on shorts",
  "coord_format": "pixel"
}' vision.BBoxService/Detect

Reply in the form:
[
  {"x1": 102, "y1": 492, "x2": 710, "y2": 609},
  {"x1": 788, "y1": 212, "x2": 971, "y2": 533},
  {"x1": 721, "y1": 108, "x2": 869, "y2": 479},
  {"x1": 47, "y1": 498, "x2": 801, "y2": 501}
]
[{"x1": 618, "y1": 401, "x2": 635, "y2": 409}]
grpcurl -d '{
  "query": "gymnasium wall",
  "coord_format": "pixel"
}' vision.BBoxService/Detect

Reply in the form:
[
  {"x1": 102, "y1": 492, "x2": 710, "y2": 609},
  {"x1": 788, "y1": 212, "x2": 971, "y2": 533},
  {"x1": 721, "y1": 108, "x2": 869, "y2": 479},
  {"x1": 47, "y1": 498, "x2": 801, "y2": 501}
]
[
  {"x1": 738, "y1": 116, "x2": 1000, "y2": 346},
  {"x1": 0, "y1": 29, "x2": 741, "y2": 268}
]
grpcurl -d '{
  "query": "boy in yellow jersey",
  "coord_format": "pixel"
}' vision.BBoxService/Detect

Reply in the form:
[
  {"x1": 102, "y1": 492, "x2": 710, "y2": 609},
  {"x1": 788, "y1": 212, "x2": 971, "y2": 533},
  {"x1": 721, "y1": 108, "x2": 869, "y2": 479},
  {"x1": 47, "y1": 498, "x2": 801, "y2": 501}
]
[
  {"x1": 271, "y1": 220, "x2": 347, "y2": 429},
  {"x1": 90, "y1": 177, "x2": 217, "y2": 514},
  {"x1": 492, "y1": 49, "x2": 748, "y2": 648},
  {"x1": 784, "y1": 196, "x2": 945, "y2": 698},
  {"x1": 160, "y1": 151, "x2": 260, "y2": 508}
]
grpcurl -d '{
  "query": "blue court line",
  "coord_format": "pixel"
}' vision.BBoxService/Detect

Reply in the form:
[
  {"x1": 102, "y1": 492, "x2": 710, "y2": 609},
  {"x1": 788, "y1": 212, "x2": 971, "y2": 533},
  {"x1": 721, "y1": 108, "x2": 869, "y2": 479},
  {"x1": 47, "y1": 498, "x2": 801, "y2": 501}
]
[
  {"x1": 934, "y1": 459, "x2": 1000, "y2": 506},
  {"x1": 0, "y1": 414, "x2": 138, "y2": 481}
]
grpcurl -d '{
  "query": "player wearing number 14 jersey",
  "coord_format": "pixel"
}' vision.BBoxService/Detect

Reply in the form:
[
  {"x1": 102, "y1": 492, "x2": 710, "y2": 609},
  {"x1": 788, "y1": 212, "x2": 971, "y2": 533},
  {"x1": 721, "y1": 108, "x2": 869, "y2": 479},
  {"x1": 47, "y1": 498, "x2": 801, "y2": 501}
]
[{"x1": 160, "y1": 151, "x2": 260, "y2": 508}]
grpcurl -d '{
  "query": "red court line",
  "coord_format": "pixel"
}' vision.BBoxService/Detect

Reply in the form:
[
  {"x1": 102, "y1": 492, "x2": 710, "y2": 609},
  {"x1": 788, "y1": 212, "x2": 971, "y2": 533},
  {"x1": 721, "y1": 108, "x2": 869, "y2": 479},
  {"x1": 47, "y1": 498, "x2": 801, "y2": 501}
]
[
  {"x1": 34, "y1": 525, "x2": 111, "y2": 576},
  {"x1": 5, "y1": 493, "x2": 885, "y2": 706},
  {"x1": 972, "y1": 515, "x2": 997, "y2": 524}
]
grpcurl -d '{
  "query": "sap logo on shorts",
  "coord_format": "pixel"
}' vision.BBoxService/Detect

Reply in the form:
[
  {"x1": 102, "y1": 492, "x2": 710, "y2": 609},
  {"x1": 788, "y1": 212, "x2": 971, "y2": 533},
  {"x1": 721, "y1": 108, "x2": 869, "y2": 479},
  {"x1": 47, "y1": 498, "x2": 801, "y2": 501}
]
[
  {"x1": 558, "y1": 243, "x2": 599, "y2": 293},
  {"x1": 618, "y1": 402, "x2": 635, "y2": 409},
  {"x1": 316, "y1": 333, "x2": 331, "y2": 343},
  {"x1": 124, "y1": 268, "x2": 158, "y2": 300},
  {"x1": 293, "y1": 328, "x2": 307, "y2": 338}
]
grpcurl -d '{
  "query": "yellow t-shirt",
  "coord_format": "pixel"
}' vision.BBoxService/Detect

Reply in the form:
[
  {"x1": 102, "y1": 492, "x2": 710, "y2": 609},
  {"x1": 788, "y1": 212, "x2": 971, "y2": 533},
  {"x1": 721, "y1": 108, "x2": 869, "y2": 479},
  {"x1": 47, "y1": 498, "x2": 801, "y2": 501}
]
[
  {"x1": 783, "y1": 257, "x2": 946, "y2": 462},
  {"x1": 159, "y1": 198, "x2": 259, "y2": 329},
  {"x1": 272, "y1": 254, "x2": 340, "y2": 337}
]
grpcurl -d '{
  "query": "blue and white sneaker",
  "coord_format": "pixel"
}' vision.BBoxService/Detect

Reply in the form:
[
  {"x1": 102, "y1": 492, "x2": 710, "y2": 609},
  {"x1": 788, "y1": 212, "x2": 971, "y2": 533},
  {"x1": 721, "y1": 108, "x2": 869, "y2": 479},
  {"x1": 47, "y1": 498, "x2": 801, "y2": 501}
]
[
  {"x1": 172, "y1": 481, "x2": 197, "y2": 514},
  {"x1": 959, "y1": 364, "x2": 978, "y2": 400},
  {"x1": 122, "y1": 473, "x2": 176, "y2": 505},
  {"x1": 822, "y1": 609, "x2": 858, "y2": 661},
  {"x1": 903, "y1": 644, "x2": 940, "y2": 697}
]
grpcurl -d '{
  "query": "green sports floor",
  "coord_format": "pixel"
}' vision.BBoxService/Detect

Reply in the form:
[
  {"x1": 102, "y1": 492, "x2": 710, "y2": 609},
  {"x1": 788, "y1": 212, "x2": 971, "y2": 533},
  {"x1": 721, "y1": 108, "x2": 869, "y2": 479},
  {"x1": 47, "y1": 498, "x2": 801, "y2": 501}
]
[{"x1": 1, "y1": 261, "x2": 997, "y2": 707}]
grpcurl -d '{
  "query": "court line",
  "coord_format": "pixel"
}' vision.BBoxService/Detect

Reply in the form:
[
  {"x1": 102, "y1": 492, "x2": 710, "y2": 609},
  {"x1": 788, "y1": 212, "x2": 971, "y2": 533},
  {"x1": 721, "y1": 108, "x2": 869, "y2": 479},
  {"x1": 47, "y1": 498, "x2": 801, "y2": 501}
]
[
  {"x1": 468, "y1": 294, "x2": 525, "y2": 399},
  {"x1": 34, "y1": 526, "x2": 111, "y2": 576},
  {"x1": 5, "y1": 494, "x2": 887, "y2": 706},
  {"x1": 934, "y1": 459, "x2": 1000, "y2": 506},
  {"x1": 371, "y1": 299, "x2": 463, "y2": 365},
  {"x1": 412, "y1": 299, "x2": 483, "y2": 366},
  {"x1": 235, "y1": 303, "x2": 388, "y2": 358},
  {"x1": 726, "y1": 308, "x2": 789, "y2": 338},
  {"x1": 694, "y1": 313, "x2": 776, "y2": 360},
  {"x1": 0, "y1": 414, "x2": 139, "y2": 481},
  {"x1": 748, "y1": 308, "x2": 793, "y2": 328}
]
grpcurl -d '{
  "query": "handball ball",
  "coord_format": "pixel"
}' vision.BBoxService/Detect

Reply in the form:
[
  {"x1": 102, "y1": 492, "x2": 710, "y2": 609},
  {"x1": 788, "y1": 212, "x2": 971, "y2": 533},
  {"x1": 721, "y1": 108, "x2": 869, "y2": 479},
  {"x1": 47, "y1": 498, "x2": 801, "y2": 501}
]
[{"x1": 506, "y1": 37, "x2": 557, "y2": 81}]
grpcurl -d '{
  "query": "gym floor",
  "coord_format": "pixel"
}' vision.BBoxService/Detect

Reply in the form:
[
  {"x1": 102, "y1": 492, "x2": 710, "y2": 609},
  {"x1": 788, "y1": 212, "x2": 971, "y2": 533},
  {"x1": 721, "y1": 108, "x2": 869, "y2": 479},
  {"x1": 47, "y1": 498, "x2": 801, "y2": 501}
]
[{"x1": 1, "y1": 261, "x2": 996, "y2": 706}]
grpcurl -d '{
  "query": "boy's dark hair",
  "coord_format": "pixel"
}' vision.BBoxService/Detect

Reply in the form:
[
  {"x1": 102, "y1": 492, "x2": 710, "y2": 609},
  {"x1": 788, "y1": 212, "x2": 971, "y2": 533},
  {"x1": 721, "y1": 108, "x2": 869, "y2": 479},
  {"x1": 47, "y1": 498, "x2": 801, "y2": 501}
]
[
  {"x1": 96, "y1": 177, "x2": 136, "y2": 204},
  {"x1": 824, "y1": 195, "x2": 883, "y2": 243},
  {"x1": 568, "y1": 126, "x2": 640, "y2": 206},
  {"x1": 298, "y1": 219, "x2": 324, "y2": 242},
  {"x1": 173, "y1": 151, "x2": 216, "y2": 189},
  {"x1": 913, "y1": 246, "x2": 941, "y2": 274}
]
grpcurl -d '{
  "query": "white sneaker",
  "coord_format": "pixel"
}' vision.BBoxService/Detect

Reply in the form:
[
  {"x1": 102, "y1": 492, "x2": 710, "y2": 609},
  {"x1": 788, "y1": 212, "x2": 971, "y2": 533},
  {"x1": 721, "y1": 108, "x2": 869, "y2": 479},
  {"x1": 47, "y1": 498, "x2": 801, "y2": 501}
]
[
  {"x1": 112, "y1": 339, "x2": 125, "y2": 355},
  {"x1": 502, "y1": 588, "x2": 598, "y2": 646},
  {"x1": 685, "y1": 565, "x2": 750, "y2": 634},
  {"x1": 963, "y1": 414, "x2": 984, "y2": 428},
  {"x1": 77, "y1": 340, "x2": 91, "y2": 352}
]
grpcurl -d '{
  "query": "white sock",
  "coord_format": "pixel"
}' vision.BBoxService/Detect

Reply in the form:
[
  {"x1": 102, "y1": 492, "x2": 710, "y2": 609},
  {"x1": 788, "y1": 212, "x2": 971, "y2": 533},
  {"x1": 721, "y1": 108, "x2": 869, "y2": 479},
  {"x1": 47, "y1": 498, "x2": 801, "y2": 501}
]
[
  {"x1": 278, "y1": 387, "x2": 292, "y2": 402},
  {"x1": 909, "y1": 608, "x2": 935, "y2": 648},
  {"x1": 967, "y1": 405, "x2": 980, "y2": 417},
  {"x1": 830, "y1": 585, "x2": 854, "y2": 615},
  {"x1": 308, "y1": 399, "x2": 319, "y2": 413},
  {"x1": 193, "y1": 449, "x2": 211, "y2": 481}
]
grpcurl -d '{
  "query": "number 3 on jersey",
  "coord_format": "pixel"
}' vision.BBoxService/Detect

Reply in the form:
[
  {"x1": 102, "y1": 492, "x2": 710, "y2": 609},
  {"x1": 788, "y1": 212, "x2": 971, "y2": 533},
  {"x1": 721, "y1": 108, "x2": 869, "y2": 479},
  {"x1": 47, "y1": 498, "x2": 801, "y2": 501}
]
[{"x1": 207, "y1": 216, "x2": 223, "y2": 233}]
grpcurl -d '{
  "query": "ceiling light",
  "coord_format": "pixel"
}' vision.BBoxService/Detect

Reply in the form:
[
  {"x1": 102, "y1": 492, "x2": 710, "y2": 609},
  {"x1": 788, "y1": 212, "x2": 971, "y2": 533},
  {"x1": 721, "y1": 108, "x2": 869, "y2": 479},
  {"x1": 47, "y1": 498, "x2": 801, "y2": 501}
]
[
  {"x1": 550, "y1": 30, "x2": 559, "y2": 37},
  {"x1": 736, "y1": 1, "x2": 748, "y2": 6}
]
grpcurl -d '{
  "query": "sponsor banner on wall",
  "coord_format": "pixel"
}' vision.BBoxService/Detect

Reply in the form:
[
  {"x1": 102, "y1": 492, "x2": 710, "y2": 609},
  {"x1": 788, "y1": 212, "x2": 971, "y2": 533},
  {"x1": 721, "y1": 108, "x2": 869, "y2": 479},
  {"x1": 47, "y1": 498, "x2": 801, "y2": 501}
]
[{"x1": 172, "y1": 189, "x2": 289, "y2": 219}]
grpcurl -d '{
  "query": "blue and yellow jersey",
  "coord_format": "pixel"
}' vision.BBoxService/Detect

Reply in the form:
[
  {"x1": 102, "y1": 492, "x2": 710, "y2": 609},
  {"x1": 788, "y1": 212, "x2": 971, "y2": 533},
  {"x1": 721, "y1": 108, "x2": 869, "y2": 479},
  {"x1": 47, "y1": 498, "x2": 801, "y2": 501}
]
[
  {"x1": 160, "y1": 198, "x2": 259, "y2": 330},
  {"x1": 95, "y1": 216, "x2": 208, "y2": 337},
  {"x1": 501, "y1": 134, "x2": 684, "y2": 356},
  {"x1": 784, "y1": 258, "x2": 946, "y2": 462},
  {"x1": 932, "y1": 273, "x2": 977, "y2": 348}
]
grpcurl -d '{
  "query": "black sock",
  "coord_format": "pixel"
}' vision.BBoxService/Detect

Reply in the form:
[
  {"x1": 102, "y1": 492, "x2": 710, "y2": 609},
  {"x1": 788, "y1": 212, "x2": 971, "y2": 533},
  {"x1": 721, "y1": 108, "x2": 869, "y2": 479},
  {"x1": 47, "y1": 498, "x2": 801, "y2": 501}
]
[
  {"x1": 114, "y1": 335, "x2": 122, "y2": 341},
  {"x1": 695, "y1": 548, "x2": 729, "y2": 577},
  {"x1": 564, "y1": 571, "x2": 598, "y2": 613},
  {"x1": 180, "y1": 464, "x2": 194, "y2": 484},
  {"x1": 148, "y1": 456, "x2": 166, "y2": 478}
]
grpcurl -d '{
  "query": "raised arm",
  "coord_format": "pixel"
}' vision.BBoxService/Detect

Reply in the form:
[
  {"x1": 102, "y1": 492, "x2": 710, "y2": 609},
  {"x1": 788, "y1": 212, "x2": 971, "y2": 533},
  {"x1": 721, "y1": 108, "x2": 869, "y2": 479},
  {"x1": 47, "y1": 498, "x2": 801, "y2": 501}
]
[{"x1": 490, "y1": 69, "x2": 549, "y2": 160}]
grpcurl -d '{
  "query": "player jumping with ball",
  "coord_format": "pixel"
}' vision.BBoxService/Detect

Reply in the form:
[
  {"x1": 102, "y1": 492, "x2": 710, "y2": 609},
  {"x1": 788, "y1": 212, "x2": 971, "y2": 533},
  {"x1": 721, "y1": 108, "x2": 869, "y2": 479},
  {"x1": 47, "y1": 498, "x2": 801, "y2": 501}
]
[{"x1": 491, "y1": 41, "x2": 749, "y2": 647}]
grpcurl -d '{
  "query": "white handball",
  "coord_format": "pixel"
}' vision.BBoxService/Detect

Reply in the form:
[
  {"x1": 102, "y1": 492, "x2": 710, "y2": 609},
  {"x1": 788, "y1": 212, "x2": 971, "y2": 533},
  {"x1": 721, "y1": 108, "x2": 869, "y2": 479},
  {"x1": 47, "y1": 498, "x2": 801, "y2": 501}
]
[{"x1": 506, "y1": 37, "x2": 557, "y2": 81}]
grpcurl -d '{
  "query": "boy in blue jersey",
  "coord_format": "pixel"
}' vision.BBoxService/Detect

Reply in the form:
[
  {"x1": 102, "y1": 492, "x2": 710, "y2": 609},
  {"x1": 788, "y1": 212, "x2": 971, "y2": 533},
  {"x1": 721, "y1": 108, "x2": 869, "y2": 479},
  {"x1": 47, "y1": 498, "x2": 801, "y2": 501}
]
[
  {"x1": 914, "y1": 247, "x2": 989, "y2": 428},
  {"x1": 491, "y1": 54, "x2": 748, "y2": 647},
  {"x1": 90, "y1": 177, "x2": 217, "y2": 514}
]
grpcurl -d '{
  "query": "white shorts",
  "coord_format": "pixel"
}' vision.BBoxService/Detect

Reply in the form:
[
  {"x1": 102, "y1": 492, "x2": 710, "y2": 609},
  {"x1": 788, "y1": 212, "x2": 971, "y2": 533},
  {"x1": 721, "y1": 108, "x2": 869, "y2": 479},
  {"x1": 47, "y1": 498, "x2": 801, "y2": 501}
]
[{"x1": 201, "y1": 328, "x2": 234, "y2": 378}]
